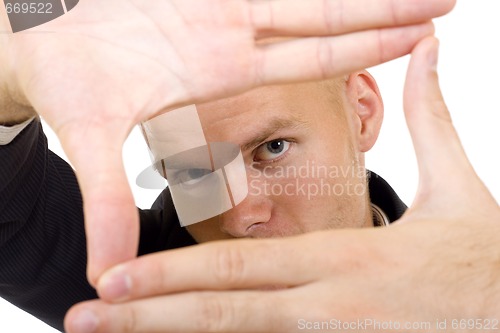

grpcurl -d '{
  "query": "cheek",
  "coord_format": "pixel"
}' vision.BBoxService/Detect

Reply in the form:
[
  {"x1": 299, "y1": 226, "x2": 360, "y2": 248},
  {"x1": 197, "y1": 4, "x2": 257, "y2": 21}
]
[
  {"x1": 267, "y1": 180, "x2": 358, "y2": 233},
  {"x1": 262, "y1": 148, "x2": 367, "y2": 230}
]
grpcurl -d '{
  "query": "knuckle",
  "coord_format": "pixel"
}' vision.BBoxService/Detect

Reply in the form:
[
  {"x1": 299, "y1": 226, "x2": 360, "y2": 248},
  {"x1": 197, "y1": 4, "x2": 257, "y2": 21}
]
[
  {"x1": 388, "y1": 0, "x2": 399, "y2": 25},
  {"x1": 253, "y1": 49, "x2": 267, "y2": 86},
  {"x1": 119, "y1": 304, "x2": 139, "y2": 333},
  {"x1": 211, "y1": 245, "x2": 246, "y2": 285},
  {"x1": 375, "y1": 29, "x2": 385, "y2": 65},
  {"x1": 149, "y1": 259, "x2": 170, "y2": 293},
  {"x1": 322, "y1": 0, "x2": 341, "y2": 33},
  {"x1": 304, "y1": 232, "x2": 370, "y2": 272},
  {"x1": 194, "y1": 293, "x2": 236, "y2": 332},
  {"x1": 316, "y1": 39, "x2": 335, "y2": 80}
]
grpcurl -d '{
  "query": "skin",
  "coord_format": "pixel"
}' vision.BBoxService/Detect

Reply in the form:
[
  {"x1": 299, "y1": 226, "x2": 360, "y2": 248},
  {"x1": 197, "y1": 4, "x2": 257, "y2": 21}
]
[
  {"x1": 186, "y1": 74, "x2": 383, "y2": 242},
  {"x1": 64, "y1": 37, "x2": 500, "y2": 333},
  {"x1": 0, "y1": 0, "x2": 455, "y2": 285}
]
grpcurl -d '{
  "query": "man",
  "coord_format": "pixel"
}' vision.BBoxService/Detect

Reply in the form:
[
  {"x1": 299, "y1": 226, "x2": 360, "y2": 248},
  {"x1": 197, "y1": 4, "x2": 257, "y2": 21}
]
[
  {"x1": 1, "y1": 67, "x2": 404, "y2": 331},
  {"x1": 156, "y1": 72, "x2": 403, "y2": 242},
  {"x1": 6, "y1": 1, "x2": 496, "y2": 332}
]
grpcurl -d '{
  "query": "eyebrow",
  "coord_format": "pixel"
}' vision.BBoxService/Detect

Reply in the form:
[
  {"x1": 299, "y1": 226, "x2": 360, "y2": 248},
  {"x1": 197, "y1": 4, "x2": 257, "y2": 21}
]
[{"x1": 240, "y1": 115, "x2": 308, "y2": 152}]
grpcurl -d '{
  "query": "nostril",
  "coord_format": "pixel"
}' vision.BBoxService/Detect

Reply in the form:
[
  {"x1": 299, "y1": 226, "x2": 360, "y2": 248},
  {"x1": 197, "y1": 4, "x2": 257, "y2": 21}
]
[{"x1": 246, "y1": 222, "x2": 264, "y2": 233}]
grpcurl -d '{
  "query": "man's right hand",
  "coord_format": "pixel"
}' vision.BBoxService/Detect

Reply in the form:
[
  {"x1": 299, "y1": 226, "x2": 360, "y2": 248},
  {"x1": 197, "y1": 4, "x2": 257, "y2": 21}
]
[{"x1": 0, "y1": 0, "x2": 456, "y2": 285}]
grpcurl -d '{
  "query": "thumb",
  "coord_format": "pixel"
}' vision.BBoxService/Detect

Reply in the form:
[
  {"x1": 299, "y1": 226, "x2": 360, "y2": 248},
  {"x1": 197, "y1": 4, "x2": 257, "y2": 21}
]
[
  {"x1": 403, "y1": 37, "x2": 497, "y2": 218},
  {"x1": 58, "y1": 122, "x2": 139, "y2": 286}
]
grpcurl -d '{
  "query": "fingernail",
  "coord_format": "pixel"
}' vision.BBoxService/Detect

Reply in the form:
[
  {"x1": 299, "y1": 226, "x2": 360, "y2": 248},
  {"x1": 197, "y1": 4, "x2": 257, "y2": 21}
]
[
  {"x1": 99, "y1": 266, "x2": 132, "y2": 301},
  {"x1": 72, "y1": 309, "x2": 99, "y2": 333}
]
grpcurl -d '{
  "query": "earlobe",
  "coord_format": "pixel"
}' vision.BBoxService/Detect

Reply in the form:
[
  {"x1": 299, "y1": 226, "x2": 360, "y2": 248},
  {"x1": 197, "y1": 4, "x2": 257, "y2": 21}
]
[{"x1": 346, "y1": 71, "x2": 384, "y2": 153}]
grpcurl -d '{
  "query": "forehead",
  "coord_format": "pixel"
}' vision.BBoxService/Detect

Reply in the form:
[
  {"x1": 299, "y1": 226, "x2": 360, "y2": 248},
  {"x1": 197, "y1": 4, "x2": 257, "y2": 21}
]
[{"x1": 197, "y1": 81, "x2": 345, "y2": 144}]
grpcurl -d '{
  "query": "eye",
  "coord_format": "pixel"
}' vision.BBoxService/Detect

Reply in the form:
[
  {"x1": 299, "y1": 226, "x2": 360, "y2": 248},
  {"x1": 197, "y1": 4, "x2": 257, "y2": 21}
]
[
  {"x1": 173, "y1": 168, "x2": 213, "y2": 186},
  {"x1": 254, "y1": 139, "x2": 291, "y2": 162}
]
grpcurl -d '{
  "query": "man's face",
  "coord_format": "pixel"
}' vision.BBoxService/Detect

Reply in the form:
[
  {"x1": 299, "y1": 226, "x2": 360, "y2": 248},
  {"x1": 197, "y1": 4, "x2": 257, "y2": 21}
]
[{"x1": 185, "y1": 75, "x2": 382, "y2": 242}]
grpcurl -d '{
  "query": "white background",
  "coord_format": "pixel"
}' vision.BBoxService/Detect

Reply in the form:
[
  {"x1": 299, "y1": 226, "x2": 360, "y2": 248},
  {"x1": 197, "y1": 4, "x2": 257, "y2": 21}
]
[{"x1": 1, "y1": 1, "x2": 499, "y2": 331}]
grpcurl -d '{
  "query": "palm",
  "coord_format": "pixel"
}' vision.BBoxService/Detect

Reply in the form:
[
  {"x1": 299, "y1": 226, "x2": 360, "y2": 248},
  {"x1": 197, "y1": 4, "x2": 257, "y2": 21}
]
[{"x1": 16, "y1": 1, "x2": 258, "y2": 131}]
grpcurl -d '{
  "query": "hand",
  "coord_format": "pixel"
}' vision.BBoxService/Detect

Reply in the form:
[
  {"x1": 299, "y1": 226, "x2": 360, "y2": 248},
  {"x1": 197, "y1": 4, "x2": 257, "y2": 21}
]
[
  {"x1": 0, "y1": 0, "x2": 456, "y2": 285},
  {"x1": 64, "y1": 36, "x2": 500, "y2": 333}
]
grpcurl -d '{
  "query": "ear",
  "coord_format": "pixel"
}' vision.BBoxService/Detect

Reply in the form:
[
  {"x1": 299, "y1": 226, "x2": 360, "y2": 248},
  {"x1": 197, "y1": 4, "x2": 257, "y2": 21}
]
[{"x1": 345, "y1": 71, "x2": 384, "y2": 152}]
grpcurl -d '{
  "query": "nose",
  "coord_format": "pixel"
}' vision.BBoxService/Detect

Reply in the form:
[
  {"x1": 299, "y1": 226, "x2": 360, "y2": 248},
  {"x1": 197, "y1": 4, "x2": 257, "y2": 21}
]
[{"x1": 219, "y1": 194, "x2": 272, "y2": 237}]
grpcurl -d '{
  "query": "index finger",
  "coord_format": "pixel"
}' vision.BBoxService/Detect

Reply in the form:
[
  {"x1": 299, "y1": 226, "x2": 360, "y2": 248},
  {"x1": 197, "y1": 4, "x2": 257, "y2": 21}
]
[
  {"x1": 251, "y1": 0, "x2": 456, "y2": 38},
  {"x1": 96, "y1": 230, "x2": 366, "y2": 302}
]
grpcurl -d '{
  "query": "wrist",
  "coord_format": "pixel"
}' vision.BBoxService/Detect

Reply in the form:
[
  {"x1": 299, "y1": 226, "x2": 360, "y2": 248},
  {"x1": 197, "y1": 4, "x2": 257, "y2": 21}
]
[
  {"x1": 0, "y1": 75, "x2": 36, "y2": 125},
  {"x1": 0, "y1": 7, "x2": 35, "y2": 124},
  {"x1": 0, "y1": 78, "x2": 36, "y2": 124}
]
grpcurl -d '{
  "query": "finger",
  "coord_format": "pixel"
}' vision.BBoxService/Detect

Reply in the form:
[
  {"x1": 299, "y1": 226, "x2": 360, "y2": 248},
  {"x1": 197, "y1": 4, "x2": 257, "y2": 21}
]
[
  {"x1": 63, "y1": 126, "x2": 139, "y2": 285},
  {"x1": 257, "y1": 22, "x2": 434, "y2": 85},
  {"x1": 65, "y1": 290, "x2": 297, "y2": 333},
  {"x1": 57, "y1": 122, "x2": 140, "y2": 286},
  {"x1": 97, "y1": 236, "x2": 310, "y2": 301},
  {"x1": 70, "y1": 275, "x2": 401, "y2": 333},
  {"x1": 403, "y1": 37, "x2": 498, "y2": 215},
  {"x1": 96, "y1": 231, "x2": 364, "y2": 302},
  {"x1": 251, "y1": 0, "x2": 455, "y2": 38}
]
